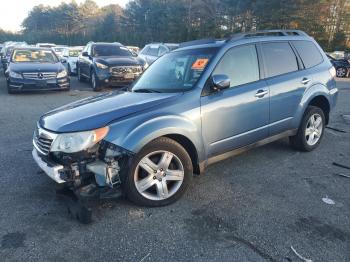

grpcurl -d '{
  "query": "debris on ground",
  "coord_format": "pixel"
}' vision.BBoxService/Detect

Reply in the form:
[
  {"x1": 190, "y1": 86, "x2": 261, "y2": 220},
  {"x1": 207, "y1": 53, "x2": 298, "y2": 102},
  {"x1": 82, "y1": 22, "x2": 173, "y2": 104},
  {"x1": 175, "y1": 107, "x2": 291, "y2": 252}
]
[
  {"x1": 129, "y1": 209, "x2": 145, "y2": 221},
  {"x1": 139, "y1": 252, "x2": 151, "y2": 262},
  {"x1": 290, "y1": 246, "x2": 312, "y2": 262},
  {"x1": 326, "y1": 126, "x2": 347, "y2": 133},
  {"x1": 322, "y1": 196, "x2": 335, "y2": 205},
  {"x1": 333, "y1": 162, "x2": 350, "y2": 170},
  {"x1": 334, "y1": 173, "x2": 350, "y2": 179}
]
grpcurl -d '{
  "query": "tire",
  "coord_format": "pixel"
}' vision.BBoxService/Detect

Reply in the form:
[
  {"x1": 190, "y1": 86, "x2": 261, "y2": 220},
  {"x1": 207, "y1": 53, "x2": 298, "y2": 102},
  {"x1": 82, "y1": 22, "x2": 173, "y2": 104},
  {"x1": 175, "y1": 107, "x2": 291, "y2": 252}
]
[
  {"x1": 67, "y1": 64, "x2": 71, "y2": 76},
  {"x1": 77, "y1": 66, "x2": 84, "y2": 82},
  {"x1": 336, "y1": 67, "x2": 347, "y2": 78},
  {"x1": 124, "y1": 137, "x2": 193, "y2": 207},
  {"x1": 290, "y1": 106, "x2": 325, "y2": 152},
  {"x1": 91, "y1": 70, "x2": 102, "y2": 91}
]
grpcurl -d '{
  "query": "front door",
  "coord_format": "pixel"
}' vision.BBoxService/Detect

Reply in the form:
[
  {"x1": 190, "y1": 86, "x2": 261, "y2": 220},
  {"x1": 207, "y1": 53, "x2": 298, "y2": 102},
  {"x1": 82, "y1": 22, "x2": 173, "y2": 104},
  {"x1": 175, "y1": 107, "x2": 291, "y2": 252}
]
[{"x1": 201, "y1": 44, "x2": 269, "y2": 158}]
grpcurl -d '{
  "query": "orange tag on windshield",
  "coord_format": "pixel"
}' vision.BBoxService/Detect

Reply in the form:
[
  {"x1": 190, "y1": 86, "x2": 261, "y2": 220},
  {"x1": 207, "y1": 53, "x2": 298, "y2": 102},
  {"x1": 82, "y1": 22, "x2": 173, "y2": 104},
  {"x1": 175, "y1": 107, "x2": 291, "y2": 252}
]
[{"x1": 191, "y1": 58, "x2": 209, "y2": 70}]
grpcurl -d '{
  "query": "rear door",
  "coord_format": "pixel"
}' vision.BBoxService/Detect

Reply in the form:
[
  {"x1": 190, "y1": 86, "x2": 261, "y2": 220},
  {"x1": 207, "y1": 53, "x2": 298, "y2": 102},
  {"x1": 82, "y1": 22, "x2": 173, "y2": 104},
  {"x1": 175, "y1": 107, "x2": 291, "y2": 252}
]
[
  {"x1": 201, "y1": 44, "x2": 270, "y2": 157},
  {"x1": 260, "y1": 42, "x2": 310, "y2": 135}
]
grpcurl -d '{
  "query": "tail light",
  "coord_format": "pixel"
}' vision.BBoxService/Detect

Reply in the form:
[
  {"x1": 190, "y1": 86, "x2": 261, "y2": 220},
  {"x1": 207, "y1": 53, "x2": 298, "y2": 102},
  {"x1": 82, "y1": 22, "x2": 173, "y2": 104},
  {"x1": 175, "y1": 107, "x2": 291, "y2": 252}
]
[{"x1": 329, "y1": 67, "x2": 336, "y2": 78}]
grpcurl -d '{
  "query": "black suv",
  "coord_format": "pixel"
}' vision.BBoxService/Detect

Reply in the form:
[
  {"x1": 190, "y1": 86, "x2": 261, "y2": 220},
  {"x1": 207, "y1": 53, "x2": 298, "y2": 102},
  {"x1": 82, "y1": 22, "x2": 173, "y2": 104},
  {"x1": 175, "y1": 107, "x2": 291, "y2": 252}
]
[
  {"x1": 327, "y1": 54, "x2": 350, "y2": 78},
  {"x1": 77, "y1": 42, "x2": 148, "y2": 91}
]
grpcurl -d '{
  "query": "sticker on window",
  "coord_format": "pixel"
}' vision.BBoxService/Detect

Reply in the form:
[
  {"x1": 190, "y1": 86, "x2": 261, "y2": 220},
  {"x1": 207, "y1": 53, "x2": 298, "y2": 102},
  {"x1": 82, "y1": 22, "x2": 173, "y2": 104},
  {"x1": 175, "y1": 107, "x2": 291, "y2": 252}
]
[{"x1": 191, "y1": 58, "x2": 209, "y2": 70}]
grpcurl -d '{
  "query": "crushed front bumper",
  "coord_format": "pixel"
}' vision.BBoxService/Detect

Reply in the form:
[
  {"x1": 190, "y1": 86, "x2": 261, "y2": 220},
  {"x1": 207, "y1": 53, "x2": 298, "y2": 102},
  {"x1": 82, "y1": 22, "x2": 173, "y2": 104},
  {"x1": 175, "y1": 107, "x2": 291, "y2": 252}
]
[{"x1": 32, "y1": 149, "x2": 66, "y2": 183}]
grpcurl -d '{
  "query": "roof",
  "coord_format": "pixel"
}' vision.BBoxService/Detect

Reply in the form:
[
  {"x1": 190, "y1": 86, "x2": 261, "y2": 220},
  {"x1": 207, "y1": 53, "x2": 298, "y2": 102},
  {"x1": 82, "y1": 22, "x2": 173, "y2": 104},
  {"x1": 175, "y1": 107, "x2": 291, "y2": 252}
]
[{"x1": 177, "y1": 29, "x2": 312, "y2": 51}]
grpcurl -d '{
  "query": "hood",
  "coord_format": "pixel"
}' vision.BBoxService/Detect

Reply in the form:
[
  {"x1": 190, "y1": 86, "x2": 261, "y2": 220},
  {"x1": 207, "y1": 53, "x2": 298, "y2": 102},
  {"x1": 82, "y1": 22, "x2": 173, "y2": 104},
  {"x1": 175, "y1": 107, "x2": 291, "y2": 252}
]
[
  {"x1": 39, "y1": 91, "x2": 182, "y2": 133},
  {"x1": 95, "y1": 56, "x2": 144, "y2": 66},
  {"x1": 9, "y1": 62, "x2": 64, "y2": 73}
]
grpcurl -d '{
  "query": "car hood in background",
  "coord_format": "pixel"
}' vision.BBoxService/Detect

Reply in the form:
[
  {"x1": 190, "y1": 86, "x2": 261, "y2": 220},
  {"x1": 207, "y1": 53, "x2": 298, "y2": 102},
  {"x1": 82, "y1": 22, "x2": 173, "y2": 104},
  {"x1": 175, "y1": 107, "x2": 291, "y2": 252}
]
[
  {"x1": 95, "y1": 56, "x2": 144, "y2": 66},
  {"x1": 39, "y1": 91, "x2": 182, "y2": 133},
  {"x1": 9, "y1": 62, "x2": 63, "y2": 73}
]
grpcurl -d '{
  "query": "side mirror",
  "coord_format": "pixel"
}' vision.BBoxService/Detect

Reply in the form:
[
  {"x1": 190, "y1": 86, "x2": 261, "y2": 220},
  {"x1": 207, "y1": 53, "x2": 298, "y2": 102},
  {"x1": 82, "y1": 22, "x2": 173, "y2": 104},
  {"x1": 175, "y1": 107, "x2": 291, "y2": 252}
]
[
  {"x1": 82, "y1": 51, "x2": 89, "y2": 57},
  {"x1": 60, "y1": 58, "x2": 67, "y2": 63},
  {"x1": 211, "y1": 74, "x2": 230, "y2": 91}
]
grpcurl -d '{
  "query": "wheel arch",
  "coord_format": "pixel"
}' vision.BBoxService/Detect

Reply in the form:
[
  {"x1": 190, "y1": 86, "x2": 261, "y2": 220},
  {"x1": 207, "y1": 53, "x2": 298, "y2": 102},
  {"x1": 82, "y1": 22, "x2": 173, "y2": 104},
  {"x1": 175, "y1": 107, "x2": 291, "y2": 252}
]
[{"x1": 307, "y1": 95, "x2": 330, "y2": 124}]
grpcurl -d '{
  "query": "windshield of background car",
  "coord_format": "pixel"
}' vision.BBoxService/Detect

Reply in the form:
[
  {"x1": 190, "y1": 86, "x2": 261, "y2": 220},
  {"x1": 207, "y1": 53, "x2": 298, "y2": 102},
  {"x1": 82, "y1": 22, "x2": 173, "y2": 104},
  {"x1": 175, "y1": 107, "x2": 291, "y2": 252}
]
[
  {"x1": 12, "y1": 49, "x2": 58, "y2": 63},
  {"x1": 132, "y1": 48, "x2": 217, "y2": 93},
  {"x1": 92, "y1": 45, "x2": 132, "y2": 57},
  {"x1": 69, "y1": 49, "x2": 82, "y2": 57}
]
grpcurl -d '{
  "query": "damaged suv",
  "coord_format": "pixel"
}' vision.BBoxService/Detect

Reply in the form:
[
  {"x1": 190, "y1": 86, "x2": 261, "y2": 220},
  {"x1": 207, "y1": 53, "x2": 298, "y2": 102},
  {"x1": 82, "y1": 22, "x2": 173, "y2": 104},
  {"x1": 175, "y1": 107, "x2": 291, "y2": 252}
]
[{"x1": 33, "y1": 30, "x2": 338, "y2": 207}]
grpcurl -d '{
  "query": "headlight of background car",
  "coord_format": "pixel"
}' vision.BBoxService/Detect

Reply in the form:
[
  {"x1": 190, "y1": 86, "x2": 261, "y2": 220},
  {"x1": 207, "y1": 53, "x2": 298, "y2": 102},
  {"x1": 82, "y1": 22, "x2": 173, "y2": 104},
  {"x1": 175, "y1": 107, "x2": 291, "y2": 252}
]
[
  {"x1": 95, "y1": 62, "x2": 108, "y2": 70},
  {"x1": 9, "y1": 71, "x2": 22, "y2": 78},
  {"x1": 50, "y1": 126, "x2": 109, "y2": 153},
  {"x1": 57, "y1": 70, "x2": 68, "y2": 78}
]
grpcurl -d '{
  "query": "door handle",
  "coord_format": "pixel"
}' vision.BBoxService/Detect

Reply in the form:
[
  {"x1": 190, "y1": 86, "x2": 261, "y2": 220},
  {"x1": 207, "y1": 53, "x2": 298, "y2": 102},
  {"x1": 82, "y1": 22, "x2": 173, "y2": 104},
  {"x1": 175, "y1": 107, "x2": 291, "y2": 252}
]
[
  {"x1": 301, "y1": 78, "x2": 311, "y2": 85},
  {"x1": 255, "y1": 89, "x2": 269, "y2": 98}
]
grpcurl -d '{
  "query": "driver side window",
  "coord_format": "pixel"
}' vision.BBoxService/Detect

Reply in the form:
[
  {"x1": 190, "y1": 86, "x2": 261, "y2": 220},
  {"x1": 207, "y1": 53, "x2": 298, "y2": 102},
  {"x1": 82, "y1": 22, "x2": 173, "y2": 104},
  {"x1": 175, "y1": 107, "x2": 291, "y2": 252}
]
[{"x1": 213, "y1": 44, "x2": 260, "y2": 88}]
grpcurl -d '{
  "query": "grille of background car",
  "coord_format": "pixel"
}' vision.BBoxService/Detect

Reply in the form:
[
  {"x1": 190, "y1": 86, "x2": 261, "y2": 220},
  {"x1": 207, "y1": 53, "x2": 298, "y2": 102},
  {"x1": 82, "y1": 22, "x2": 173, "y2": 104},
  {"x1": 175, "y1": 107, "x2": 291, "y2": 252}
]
[{"x1": 23, "y1": 72, "x2": 57, "y2": 80}]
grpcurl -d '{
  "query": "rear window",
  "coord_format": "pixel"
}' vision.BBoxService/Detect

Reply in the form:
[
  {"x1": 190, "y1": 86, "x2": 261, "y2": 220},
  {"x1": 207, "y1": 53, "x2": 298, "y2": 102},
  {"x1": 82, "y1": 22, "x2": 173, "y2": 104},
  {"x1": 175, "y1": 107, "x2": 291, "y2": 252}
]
[
  {"x1": 261, "y1": 42, "x2": 298, "y2": 78},
  {"x1": 292, "y1": 40, "x2": 323, "y2": 68}
]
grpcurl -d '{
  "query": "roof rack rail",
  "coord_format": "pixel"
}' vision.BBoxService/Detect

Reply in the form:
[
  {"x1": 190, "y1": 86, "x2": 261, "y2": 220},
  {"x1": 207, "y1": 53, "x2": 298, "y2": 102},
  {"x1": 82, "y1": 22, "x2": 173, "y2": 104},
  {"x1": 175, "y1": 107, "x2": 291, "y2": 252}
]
[
  {"x1": 179, "y1": 38, "x2": 219, "y2": 48},
  {"x1": 227, "y1": 30, "x2": 308, "y2": 42}
]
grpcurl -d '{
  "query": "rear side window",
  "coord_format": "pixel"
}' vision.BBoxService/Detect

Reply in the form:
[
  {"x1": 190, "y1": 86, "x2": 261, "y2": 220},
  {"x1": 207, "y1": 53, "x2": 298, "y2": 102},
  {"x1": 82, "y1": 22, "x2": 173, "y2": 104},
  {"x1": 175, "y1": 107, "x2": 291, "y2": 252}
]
[
  {"x1": 213, "y1": 44, "x2": 260, "y2": 88},
  {"x1": 148, "y1": 46, "x2": 159, "y2": 56},
  {"x1": 292, "y1": 40, "x2": 323, "y2": 68},
  {"x1": 261, "y1": 42, "x2": 298, "y2": 78}
]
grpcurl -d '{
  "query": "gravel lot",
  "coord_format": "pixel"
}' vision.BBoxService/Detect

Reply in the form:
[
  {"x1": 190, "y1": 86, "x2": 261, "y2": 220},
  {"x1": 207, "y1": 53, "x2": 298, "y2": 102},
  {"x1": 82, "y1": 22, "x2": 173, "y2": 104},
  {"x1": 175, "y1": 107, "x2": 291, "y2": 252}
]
[{"x1": 0, "y1": 72, "x2": 349, "y2": 262}]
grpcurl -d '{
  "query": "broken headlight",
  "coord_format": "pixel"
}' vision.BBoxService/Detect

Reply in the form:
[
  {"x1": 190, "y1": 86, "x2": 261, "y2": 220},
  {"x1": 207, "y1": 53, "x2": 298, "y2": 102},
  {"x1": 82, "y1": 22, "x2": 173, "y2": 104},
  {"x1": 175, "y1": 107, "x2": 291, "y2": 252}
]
[{"x1": 51, "y1": 126, "x2": 109, "y2": 153}]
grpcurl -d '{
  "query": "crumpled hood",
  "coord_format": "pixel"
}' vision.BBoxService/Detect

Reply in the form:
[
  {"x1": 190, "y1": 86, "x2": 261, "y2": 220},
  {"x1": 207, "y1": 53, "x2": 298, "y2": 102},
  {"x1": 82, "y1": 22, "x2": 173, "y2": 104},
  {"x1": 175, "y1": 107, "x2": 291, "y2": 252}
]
[
  {"x1": 95, "y1": 56, "x2": 144, "y2": 66},
  {"x1": 39, "y1": 91, "x2": 181, "y2": 133}
]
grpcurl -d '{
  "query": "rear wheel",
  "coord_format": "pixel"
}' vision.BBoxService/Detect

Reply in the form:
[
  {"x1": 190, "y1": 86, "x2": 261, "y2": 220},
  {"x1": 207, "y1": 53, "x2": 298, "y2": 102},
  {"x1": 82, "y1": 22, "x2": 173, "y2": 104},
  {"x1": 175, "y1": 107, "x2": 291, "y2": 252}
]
[
  {"x1": 124, "y1": 137, "x2": 193, "y2": 207},
  {"x1": 290, "y1": 106, "x2": 325, "y2": 152}
]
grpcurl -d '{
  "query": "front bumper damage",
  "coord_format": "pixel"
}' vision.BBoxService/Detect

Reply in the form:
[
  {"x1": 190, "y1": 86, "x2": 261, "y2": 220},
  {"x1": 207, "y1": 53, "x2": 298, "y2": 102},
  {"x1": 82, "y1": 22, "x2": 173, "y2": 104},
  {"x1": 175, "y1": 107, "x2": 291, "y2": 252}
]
[{"x1": 32, "y1": 139, "x2": 134, "y2": 223}]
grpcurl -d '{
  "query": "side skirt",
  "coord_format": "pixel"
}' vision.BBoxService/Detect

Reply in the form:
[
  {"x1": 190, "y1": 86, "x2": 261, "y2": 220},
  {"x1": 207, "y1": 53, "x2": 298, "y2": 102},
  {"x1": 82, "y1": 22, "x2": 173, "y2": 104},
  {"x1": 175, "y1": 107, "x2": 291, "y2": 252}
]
[{"x1": 199, "y1": 129, "x2": 297, "y2": 174}]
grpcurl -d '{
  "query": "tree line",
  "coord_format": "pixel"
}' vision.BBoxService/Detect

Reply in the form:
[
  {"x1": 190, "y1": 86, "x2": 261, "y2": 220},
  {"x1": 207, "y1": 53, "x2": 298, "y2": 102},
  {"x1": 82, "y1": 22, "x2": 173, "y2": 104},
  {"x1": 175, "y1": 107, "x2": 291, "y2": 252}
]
[{"x1": 0, "y1": 0, "x2": 349, "y2": 51}]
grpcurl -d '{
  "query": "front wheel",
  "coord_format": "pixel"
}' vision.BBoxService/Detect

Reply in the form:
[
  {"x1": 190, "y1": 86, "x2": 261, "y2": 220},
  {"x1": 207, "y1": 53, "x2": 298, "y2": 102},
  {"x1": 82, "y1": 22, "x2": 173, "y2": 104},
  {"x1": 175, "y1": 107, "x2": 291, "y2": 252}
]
[
  {"x1": 290, "y1": 106, "x2": 325, "y2": 152},
  {"x1": 336, "y1": 67, "x2": 347, "y2": 78},
  {"x1": 91, "y1": 70, "x2": 102, "y2": 92},
  {"x1": 124, "y1": 137, "x2": 193, "y2": 207}
]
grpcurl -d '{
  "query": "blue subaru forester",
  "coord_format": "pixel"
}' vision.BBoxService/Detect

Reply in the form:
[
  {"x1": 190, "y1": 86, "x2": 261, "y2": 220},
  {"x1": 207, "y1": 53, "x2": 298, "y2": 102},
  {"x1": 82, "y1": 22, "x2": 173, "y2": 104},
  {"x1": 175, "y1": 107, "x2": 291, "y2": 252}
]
[{"x1": 33, "y1": 30, "x2": 338, "y2": 207}]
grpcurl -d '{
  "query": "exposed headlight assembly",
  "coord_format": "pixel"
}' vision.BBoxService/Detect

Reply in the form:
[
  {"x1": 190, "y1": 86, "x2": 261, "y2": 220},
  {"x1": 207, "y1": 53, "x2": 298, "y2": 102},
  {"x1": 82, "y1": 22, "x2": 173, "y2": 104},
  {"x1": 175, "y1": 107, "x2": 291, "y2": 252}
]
[
  {"x1": 95, "y1": 62, "x2": 108, "y2": 70},
  {"x1": 57, "y1": 70, "x2": 68, "y2": 78},
  {"x1": 9, "y1": 71, "x2": 22, "y2": 78},
  {"x1": 51, "y1": 126, "x2": 109, "y2": 153}
]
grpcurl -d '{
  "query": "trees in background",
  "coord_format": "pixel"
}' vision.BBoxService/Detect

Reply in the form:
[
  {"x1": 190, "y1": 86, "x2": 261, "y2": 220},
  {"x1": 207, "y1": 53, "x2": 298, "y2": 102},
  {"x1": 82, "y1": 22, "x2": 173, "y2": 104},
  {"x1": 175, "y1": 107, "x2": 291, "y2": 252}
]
[{"x1": 0, "y1": 0, "x2": 349, "y2": 51}]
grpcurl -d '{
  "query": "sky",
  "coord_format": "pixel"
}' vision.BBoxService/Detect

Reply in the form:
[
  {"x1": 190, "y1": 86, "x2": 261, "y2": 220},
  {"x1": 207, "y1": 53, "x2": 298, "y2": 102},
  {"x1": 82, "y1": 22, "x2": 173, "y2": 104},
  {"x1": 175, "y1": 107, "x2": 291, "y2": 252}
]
[{"x1": 0, "y1": 0, "x2": 130, "y2": 32}]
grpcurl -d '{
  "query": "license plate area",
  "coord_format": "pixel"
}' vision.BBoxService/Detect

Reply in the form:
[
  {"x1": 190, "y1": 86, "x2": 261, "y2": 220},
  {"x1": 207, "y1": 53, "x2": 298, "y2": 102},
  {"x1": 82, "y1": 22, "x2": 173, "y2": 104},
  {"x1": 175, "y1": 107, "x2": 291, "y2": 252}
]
[{"x1": 36, "y1": 80, "x2": 47, "y2": 87}]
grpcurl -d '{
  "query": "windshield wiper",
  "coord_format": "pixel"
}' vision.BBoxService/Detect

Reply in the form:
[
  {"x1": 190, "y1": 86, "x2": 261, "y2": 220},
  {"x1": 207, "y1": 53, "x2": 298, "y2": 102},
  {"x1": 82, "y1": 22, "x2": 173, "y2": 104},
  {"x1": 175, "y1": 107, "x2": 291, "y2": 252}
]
[{"x1": 133, "y1": 88, "x2": 161, "y2": 93}]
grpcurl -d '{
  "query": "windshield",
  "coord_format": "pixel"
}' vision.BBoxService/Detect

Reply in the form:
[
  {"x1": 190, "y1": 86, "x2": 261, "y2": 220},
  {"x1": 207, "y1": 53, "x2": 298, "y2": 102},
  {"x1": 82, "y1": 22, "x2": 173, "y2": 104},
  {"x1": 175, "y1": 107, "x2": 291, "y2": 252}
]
[
  {"x1": 12, "y1": 49, "x2": 58, "y2": 63},
  {"x1": 132, "y1": 48, "x2": 217, "y2": 93},
  {"x1": 92, "y1": 45, "x2": 132, "y2": 57},
  {"x1": 69, "y1": 49, "x2": 82, "y2": 57}
]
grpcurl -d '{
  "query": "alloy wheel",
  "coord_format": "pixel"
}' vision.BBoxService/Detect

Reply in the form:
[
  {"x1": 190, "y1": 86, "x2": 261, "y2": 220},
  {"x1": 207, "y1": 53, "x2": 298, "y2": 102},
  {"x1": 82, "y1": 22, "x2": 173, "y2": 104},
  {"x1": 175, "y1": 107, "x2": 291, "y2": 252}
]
[
  {"x1": 134, "y1": 150, "x2": 185, "y2": 201},
  {"x1": 336, "y1": 67, "x2": 347, "y2": 77},
  {"x1": 305, "y1": 113, "x2": 323, "y2": 146}
]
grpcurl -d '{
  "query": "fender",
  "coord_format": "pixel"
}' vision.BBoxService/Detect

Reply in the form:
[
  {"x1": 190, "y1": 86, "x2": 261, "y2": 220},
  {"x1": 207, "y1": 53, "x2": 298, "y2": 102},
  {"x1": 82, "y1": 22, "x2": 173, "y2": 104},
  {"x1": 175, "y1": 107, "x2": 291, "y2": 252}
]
[
  {"x1": 293, "y1": 83, "x2": 332, "y2": 127},
  {"x1": 105, "y1": 113, "x2": 205, "y2": 161}
]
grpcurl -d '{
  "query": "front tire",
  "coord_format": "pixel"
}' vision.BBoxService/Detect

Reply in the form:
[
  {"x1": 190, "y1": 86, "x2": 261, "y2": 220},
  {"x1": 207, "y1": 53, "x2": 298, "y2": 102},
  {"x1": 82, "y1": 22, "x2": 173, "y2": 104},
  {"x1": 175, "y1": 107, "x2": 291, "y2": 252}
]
[
  {"x1": 124, "y1": 137, "x2": 193, "y2": 207},
  {"x1": 77, "y1": 66, "x2": 84, "y2": 82},
  {"x1": 336, "y1": 67, "x2": 347, "y2": 78},
  {"x1": 290, "y1": 106, "x2": 325, "y2": 152},
  {"x1": 91, "y1": 70, "x2": 102, "y2": 92}
]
